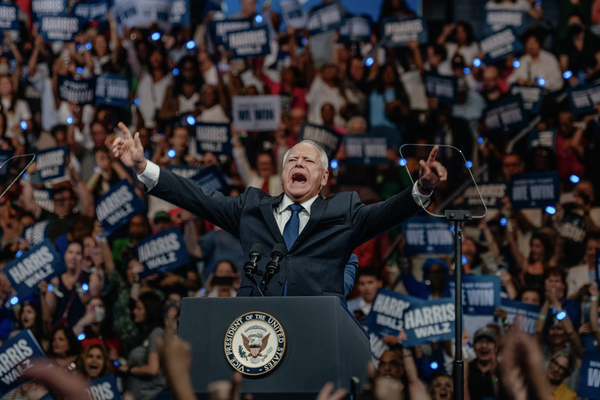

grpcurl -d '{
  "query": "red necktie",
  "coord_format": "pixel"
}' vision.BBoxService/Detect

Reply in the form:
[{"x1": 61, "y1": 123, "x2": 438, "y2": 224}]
[{"x1": 262, "y1": 178, "x2": 269, "y2": 194}]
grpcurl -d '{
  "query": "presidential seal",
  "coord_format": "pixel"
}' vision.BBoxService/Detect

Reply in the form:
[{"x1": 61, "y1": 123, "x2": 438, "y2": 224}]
[{"x1": 224, "y1": 311, "x2": 286, "y2": 376}]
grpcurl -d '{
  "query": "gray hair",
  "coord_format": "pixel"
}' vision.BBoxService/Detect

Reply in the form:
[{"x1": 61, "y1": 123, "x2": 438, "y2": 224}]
[
  {"x1": 551, "y1": 349, "x2": 576, "y2": 377},
  {"x1": 282, "y1": 140, "x2": 329, "y2": 171}
]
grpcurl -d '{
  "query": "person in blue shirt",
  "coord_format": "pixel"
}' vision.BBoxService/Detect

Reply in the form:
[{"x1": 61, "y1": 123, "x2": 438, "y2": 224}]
[{"x1": 401, "y1": 258, "x2": 451, "y2": 300}]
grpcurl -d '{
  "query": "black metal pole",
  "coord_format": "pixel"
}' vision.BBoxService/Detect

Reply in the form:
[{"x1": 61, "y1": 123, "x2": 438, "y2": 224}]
[{"x1": 453, "y1": 219, "x2": 464, "y2": 400}]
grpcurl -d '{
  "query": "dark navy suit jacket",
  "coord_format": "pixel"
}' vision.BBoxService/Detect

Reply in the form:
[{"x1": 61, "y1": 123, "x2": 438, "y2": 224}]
[{"x1": 150, "y1": 169, "x2": 422, "y2": 301}]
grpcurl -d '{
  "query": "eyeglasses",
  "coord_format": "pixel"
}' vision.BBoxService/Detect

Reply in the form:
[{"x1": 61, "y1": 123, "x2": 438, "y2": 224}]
[{"x1": 550, "y1": 359, "x2": 569, "y2": 375}]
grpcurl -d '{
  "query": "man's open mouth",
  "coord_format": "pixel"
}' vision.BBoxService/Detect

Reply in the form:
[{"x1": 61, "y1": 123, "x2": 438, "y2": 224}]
[{"x1": 291, "y1": 172, "x2": 307, "y2": 183}]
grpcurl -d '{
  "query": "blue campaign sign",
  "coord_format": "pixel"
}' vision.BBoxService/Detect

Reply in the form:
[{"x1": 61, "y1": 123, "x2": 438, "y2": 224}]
[
  {"x1": 402, "y1": 217, "x2": 454, "y2": 255},
  {"x1": 191, "y1": 166, "x2": 230, "y2": 194},
  {"x1": 527, "y1": 129, "x2": 556, "y2": 150},
  {"x1": 561, "y1": 211, "x2": 587, "y2": 244},
  {"x1": 57, "y1": 76, "x2": 95, "y2": 105},
  {"x1": 424, "y1": 73, "x2": 457, "y2": 104},
  {"x1": 463, "y1": 181, "x2": 507, "y2": 209},
  {"x1": 137, "y1": 227, "x2": 190, "y2": 279},
  {"x1": 34, "y1": 146, "x2": 67, "y2": 182},
  {"x1": 195, "y1": 122, "x2": 232, "y2": 158},
  {"x1": 500, "y1": 298, "x2": 541, "y2": 335},
  {"x1": 31, "y1": 0, "x2": 66, "y2": 21},
  {"x1": 307, "y1": 1, "x2": 343, "y2": 36},
  {"x1": 0, "y1": 4, "x2": 19, "y2": 31},
  {"x1": 4, "y1": 239, "x2": 66, "y2": 300},
  {"x1": 449, "y1": 275, "x2": 501, "y2": 316},
  {"x1": 0, "y1": 149, "x2": 13, "y2": 182},
  {"x1": 480, "y1": 28, "x2": 523, "y2": 65},
  {"x1": 86, "y1": 374, "x2": 121, "y2": 400},
  {"x1": 0, "y1": 330, "x2": 46, "y2": 394},
  {"x1": 578, "y1": 350, "x2": 600, "y2": 400},
  {"x1": 343, "y1": 133, "x2": 388, "y2": 166},
  {"x1": 73, "y1": 0, "x2": 108, "y2": 23},
  {"x1": 510, "y1": 171, "x2": 559, "y2": 210},
  {"x1": 483, "y1": 94, "x2": 528, "y2": 137},
  {"x1": 167, "y1": 165, "x2": 202, "y2": 179},
  {"x1": 96, "y1": 180, "x2": 146, "y2": 237},
  {"x1": 567, "y1": 82, "x2": 600, "y2": 115},
  {"x1": 170, "y1": 0, "x2": 190, "y2": 26},
  {"x1": 33, "y1": 188, "x2": 54, "y2": 212},
  {"x1": 338, "y1": 14, "x2": 372, "y2": 43},
  {"x1": 208, "y1": 18, "x2": 253, "y2": 46},
  {"x1": 510, "y1": 84, "x2": 543, "y2": 114},
  {"x1": 403, "y1": 297, "x2": 455, "y2": 347},
  {"x1": 280, "y1": 0, "x2": 308, "y2": 29},
  {"x1": 381, "y1": 17, "x2": 428, "y2": 47},
  {"x1": 299, "y1": 123, "x2": 342, "y2": 160},
  {"x1": 39, "y1": 14, "x2": 81, "y2": 42},
  {"x1": 22, "y1": 221, "x2": 51, "y2": 247},
  {"x1": 226, "y1": 25, "x2": 271, "y2": 59},
  {"x1": 483, "y1": 10, "x2": 526, "y2": 36},
  {"x1": 363, "y1": 288, "x2": 418, "y2": 337},
  {"x1": 95, "y1": 74, "x2": 130, "y2": 108}
]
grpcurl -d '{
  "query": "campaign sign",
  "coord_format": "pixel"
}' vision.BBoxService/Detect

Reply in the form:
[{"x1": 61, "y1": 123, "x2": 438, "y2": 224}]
[
  {"x1": 403, "y1": 297, "x2": 455, "y2": 347},
  {"x1": 368, "y1": 332, "x2": 390, "y2": 370},
  {"x1": 57, "y1": 76, "x2": 95, "y2": 105},
  {"x1": 170, "y1": 0, "x2": 190, "y2": 26},
  {"x1": 510, "y1": 85, "x2": 543, "y2": 114},
  {"x1": 510, "y1": 171, "x2": 559, "y2": 210},
  {"x1": 0, "y1": 4, "x2": 19, "y2": 30},
  {"x1": 0, "y1": 150, "x2": 12, "y2": 182},
  {"x1": 343, "y1": 134, "x2": 388, "y2": 166},
  {"x1": 232, "y1": 95, "x2": 281, "y2": 132},
  {"x1": 22, "y1": 221, "x2": 51, "y2": 247},
  {"x1": 527, "y1": 129, "x2": 556, "y2": 150},
  {"x1": 338, "y1": 15, "x2": 372, "y2": 43},
  {"x1": 577, "y1": 350, "x2": 600, "y2": 400},
  {"x1": 480, "y1": 28, "x2": 523, "y2": 64},
  {"x1": 483, "y1": 10, "x2": 526, "y2": 36},
  {"x1": 195, "y1": 122, "x2": 232, "y2": 158},
  {"x1": 73, "y1": 0, "x2": 108, "y2": 23},
  {"x1": 448, "y1": 275, "x2": 501, "y2": 316},
  {"x1": 95, "y1": 74, "x2": 130, "y2": 108},
  {"x1": 0, "y1": 330, "x2": 46, "y2": 394},
  {"x1": 463, "y1": 181, "x2": 507, "y2": 209},
  {"x1": 381, "y1": 17, "x2": 429, "y2": 47},
  {"x1": 191, "y1": 166, "x2": 230, "y2": 194},
  {"x1": 567, "y1": 82, "x2": 600, "y2": 115},
  {"x1": 299, "y1": 123, "x2": 342, "y2": 160},
  {"x1": 402, "y1": 216, "x2": 454, "y2": 255},
  {"x1": 31, "y1": 0, "x2": 65, "y2": 20},
  {"x1": 209, "y1": 19, "x2": 253, "y2": 46},
  {"x1": 33, "y1": 188, "x2": 54, "y2": 212},
  {"x1": 226, "y1": 26, "x2": 270, "y2": 59},
  {"x1": 167, "y1": 165, "x2": 202, "y2": 179},
  {"x1": 34, "y1": 146, "x2": 67, "y2": 182},
  {"x1": 500, "y1": 298, "x2": 541, "y2": 334},
  {"x1": 280, "y1": 0, "x2": 308, "y2": 29},
  {"x1": 307, "y1": 2, "x2": 343, "y2": 36},
  {"x1": 110, "y1": 2, "x2": 142, "y2": 35},
  {"x1": 424, "y1": 73, "x2": 457, "y2": 104},
  {"x1": 596, "y1": 249, "x2": 599, "y2": 283},
  {"x1": 137, "y1": 227, "x2": 189, "y2": 279},
  {"x1": 96, "y1": 180, "x2": 146, "y2": 237},
  {"x1": 483, "y1": 95, "x2": 528, "y2": 137},
  {"x1": 4, "y1": 239, "x2": 66, "y2": 300},
  {"x1": 561, "y1": 211, "x2": 586, "y2": 244},
  {"x1": 86, "y1": 374, "x2": 121, "y2": 400},
  {"x1": 363, "y1": 289, "x2": 415, "y2": 337},
  {"x1": 39, "y1": 14, "x2": 81, "y2": 42}
]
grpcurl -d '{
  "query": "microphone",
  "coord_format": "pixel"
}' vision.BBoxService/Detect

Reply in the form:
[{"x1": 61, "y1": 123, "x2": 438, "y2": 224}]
[
  {"x1": 260, "y1": 244, "x2": 287, "y2": 294},
  {"x1": 244, "y1": 244, "x2": 264, "y2": 297}
]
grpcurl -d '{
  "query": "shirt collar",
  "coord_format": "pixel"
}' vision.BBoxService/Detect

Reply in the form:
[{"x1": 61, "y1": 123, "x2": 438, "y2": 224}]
[{"x1": 277, "y1": 194, "x2": 319, "y2": 215}]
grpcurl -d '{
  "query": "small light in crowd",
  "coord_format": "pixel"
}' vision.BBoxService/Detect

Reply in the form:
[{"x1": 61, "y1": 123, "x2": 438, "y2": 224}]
[
  {"x1": 537, "y1": 78, "x2": 546, "y2": 86},
  {"x1": 500, "y1": 217, "x2": 507, "y2": 227},
  {"x1": 186, "y1": 40, "x2": 196, "y2": 50},
  {"x1": 20, "y1": 121, "x2": 28, "y2": 130},
  {"x1": 365, "y1": 57, "x2": 374, "y2": 67},
  {"x1": 168, "y1": 149, "x2": 176, "y2": 158},
  {"x1": 82, "y1": 283, "x2": 89, "y2": 292},
  {"x1": 450, "y1": 225, "x2": 455, "y2": 232},
  {"x1": 463, "y1": 67, "x2": 470, "y2": 75},
  {"x1": 399, "y1": 158, "x2": 408, "y2": 166},
  {"x1": 48, "y1": 284, "x2": 53, "y2": 292},
  {"x1": 563, "y1": 70, "x2": 573, "y2": 80},
  {"x1": 23, "y1": 173, "x2": 28, "y2": 179},
  {"x1": 186, "y1": 115, "x2": 196, "y2": 125},
  {"x1": 10, "y1": 296, "x2": 18, "y2": 305},
  {"x1": 477, "y1": 136, "x2": 484, "y2": 144},
  {"x1": 113, "y1": 361, "x2": 119, "y2": 367},
  {"x1": 330, "y1": 159, "x2": 338, "y2": 169},
  {"x1": 473, "y1": 58, "x2": 481, "y2": 67},
  {"x1": 255, "y1": 14, "x2": 263, "y2": 23},
  {"x1": 200, "y1": 287, "x2": 206, "y2": 293},
  {"x1": 78, "y1": 333, "x2": 86, "y2": 341},
  {"x1": 173, "y1": 68, "x2": 180, "y2": 76},
  {"x1": 134, "y1": 98, "x2": 140, "y2": 106},
  {"x1": 430, "y1": 361, "x2": 439, "y2": 370},
  {"x1": 545, "y1": 206, "x2": 556, "y2": 215},
  {"x1": 76, "y1": 67, "x2": 84, "y2": 74},
  {"x1": 16, "y1": 250, "x2": 22, "y2": 258},
  {"x1": 462, "y1": 255, "x2": 467, "y2": 265},
  {"x1": 465, "y1": 160, "x2": 473, "y2": 169},
  {"x1": 151, "y1": 32, "x2": 161, "y2": 41},
  {"x1": 77, "y1": 44, "x2": 82, "y2": 51},
  {"x1": 556, "y1": 311, "x2": 567, "y2": 321},
  {"x1": 94, "y1": 167, "x2": 99, "y2": 173},
  {"x1": 512, "y1": 60, "x2": 520, "y2": 68},
  {"x1": 569, "y1": 174, "x2": 580, "y2": 184},
  {"x1": 85, "y1": 42, "x2": 92, "y2": 51},
  {"x1": 301, "y1": 38, "x2": 307, "y2": 46},
  {"x1": 67, "y1": 116, "x2": 73, "y2": 124}
]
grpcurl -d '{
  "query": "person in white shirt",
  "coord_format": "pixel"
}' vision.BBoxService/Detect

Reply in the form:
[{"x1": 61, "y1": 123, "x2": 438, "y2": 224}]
[
  {"x1": 306, "y1": 64, "x2": 348, "y2": 127},
  {"x1": 566, "y1": 234, "x2": 600, "y2": 298},
  {"x1": 346, "y1": 267, "x2": 383, "y2": 317},
  {"x1": 136, "y1": 48, "x2": 173, "y2": 129},
  {"x1": 437, "y1": 21, "x2": 480, "y2": 66},
  {"x1": 232, "y1": 140, "x2": 284, "y2": 196}
]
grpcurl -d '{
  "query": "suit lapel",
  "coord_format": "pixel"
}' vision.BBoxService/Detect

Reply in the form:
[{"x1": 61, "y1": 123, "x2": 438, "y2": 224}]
[
  {"x1": 291, "y1": 194, "x2": 326, "y2": 251},
  {"x1": 260, "y1": 193, "x2": 285, "y2": 243}
]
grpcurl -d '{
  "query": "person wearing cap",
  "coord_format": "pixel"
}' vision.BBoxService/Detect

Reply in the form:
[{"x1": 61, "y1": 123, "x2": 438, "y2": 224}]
[
  {"x1": 545, "y1": 350, "x2": 577, "y2": 400},
  {"x1": 153, "y1": 211, "x2": 173, "y2": 233},
  {"x1": 468, "y1": 327, "x2": 498, "y2": 400}
]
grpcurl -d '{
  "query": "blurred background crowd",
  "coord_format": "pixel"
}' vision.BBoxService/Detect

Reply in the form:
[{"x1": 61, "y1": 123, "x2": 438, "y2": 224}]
[{"x1": 0, "y1": 0, "x2": 600, "y2": 399}]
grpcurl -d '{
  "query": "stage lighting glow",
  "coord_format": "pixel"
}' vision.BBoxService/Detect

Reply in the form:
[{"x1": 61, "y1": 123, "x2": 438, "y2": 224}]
[
  {"x1": 513, "y1": 60, "x2": 520, "y2": 68},
  {"x1": 569, "y1": 175, "x2": 580, "y2": 183},
  {"x1": 473, "y1": 58, "x2": 481, "y2": 67},
  {"x1": 563, "y1": 70, "x2": 573, "y2": 79},
  {"x1": 330, "y1": 159, "x2": 338, "y2": 169},
  {"x1": 545, "y1": 206, "x2": 556, "y2": 215}
]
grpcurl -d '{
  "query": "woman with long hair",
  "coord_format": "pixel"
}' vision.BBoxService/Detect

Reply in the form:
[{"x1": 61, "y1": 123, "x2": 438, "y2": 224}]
[
  {"x1": 369, "y1": 63, "x2": 410, "y2": 130},
  {"x1": 437, "y1": 21, "x2": 480, "y2": 66},
  {"x1": 507, "y1": 231, "x2": 554, "y2": 289},
  {"x1": 73, "y1": 297, "x2": 122, "y2": 360},
  {"x1": 47, "y1": 327, "x2": 81, "y2": 370},
  {"x1": 159, "y1": 55, "x2": 204, "y2": 120},
  {"x1": 136, "y1": 47, "x2": 173, "y2": 129},
  {"x1": 10, "y1": 301, "x2": 48, "y2": 352},
  {"x1": 76, "y1": 344, "x2": 114, "y2": 380}
]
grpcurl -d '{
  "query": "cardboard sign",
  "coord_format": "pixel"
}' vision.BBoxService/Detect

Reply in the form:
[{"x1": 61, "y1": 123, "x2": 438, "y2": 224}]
[
  {"x1": 480, "y1": 28, "x2": 523, "y2": 64},
  {"x1": 86, "y1": 374, "x2": 121, "y2": 400},
  {"x1": 363, "y1": 289, "x2": 415, "y2": 337},
  {"x1": 33, "y1": 188, "x2": 54, "y2": 212},
  {"x1": 510, "y1": 171, "x2": 559, "y2": 210},
  {"x1": 0, "y1": 330, "x2": 47, "y2": 394},
  {"x1": 425, "y1": 73, "x2": 457, "y2": 104},
  {"x1": 449, "y1": 275, "x2": 501, "y2": 316},
  {"x1": 567, "y1": 82, "x2": 600, "y2": 115},
  {"x1": 483, "y1": 10, "x2": 526, "y2": 36},
  {"x1": 307, "y1": 1, "x2": 343, "y2": 36},
  {"x1": 96, "y1": 180, "x2": 146, "y2": 237},
  {"x1": 195, "y1": 122, "x2": 232, "y2": 158},
  {"x1": 280, "y1": 0, "x2": 307, "y2": 29},
  {"x1": 191, "y1": 166, "x2": 230, "y2": 194},
  {"x1": 170, "y1": 0, "x2": 190, "y2": 26},
  {"x1": 57, "y1": 76, "x2": 95, "y2": 105},
  {"x1": 338, "y1": 14, "x2": 371, "y2": 43},
  {"x1": 500, "y1": 298, "x2": 541, "y2": 335},
  {"x1": 560, "y1": 211, "x2": 587, "y2": 244},
  {"x1": 483, "y1": 94, "x2": 528, "y2": 137},
  {"x1": 403, "y1": 297, "x2": 455, "y2": 347},
  {"x1": 73, "y1": 0, "x2": 108, "y2": 23},
  {"x1": 208, "y1": 18, "x2": 253, "y2": 46},
  {"x1": 226, "y1": 25, "x2": 270, "y2": 59},
  {"x1": 34, "y1": 146, "x2": 67, "y2": 182},
  {"x1": 31, "y1": 0, "x2": 65, "y2": 20},
  {"x1": 463, "y1": 181, "x2": 507, "y2": 209},
  {"x1": 39, "y1": 14, "x2": 81, "y2": 42},
  {"x1": 4, "y1": 239, "x2": 66, "y2": 300},
  {"x1": 299, "y1": 123, "x2": 342, "y2": 160},
  {"x1": 343, "y1": 134, "x2": 388, "y2": 166},
  {"x1": 381, "y1": 17, "x2": 428, "y2": 47},
  {"x1": 232, "y1": 95, "x2": 281, "y2": 132},
  {"x1": 510, "y1": 84, "x2": 543, "y2": 114},
  {"x1": 402, "y1": 217, "x2": 454, "y2": 255},
  {"x1": 95, "y1": 74, "x2": 130, "y2": 108},
  {"x1": 577, "y1": 350, "x2": 600, "y2": 400},
  {"x1": 527, "y1": 129, "x2": 556, "y2": 150},
  {"x1": 137, "y1": 227, "x2": 189, "y2": 279},
  {"x1": 22, "y1": 221, "x2": 51, "y2": 247},
  {"x1": 0, "y1": 4, "x2": 19, "y2": 30}
]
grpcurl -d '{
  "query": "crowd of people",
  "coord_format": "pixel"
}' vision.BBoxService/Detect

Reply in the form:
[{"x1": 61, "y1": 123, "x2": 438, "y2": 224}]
[{"x1": 1, "y1": 0, "x2": 600, "y2": 399}]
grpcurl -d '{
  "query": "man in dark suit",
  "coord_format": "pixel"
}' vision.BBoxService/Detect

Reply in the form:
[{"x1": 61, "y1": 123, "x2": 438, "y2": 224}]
[{"x1": 112, "y1": 123, "x2": 447, "y2": 301}]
